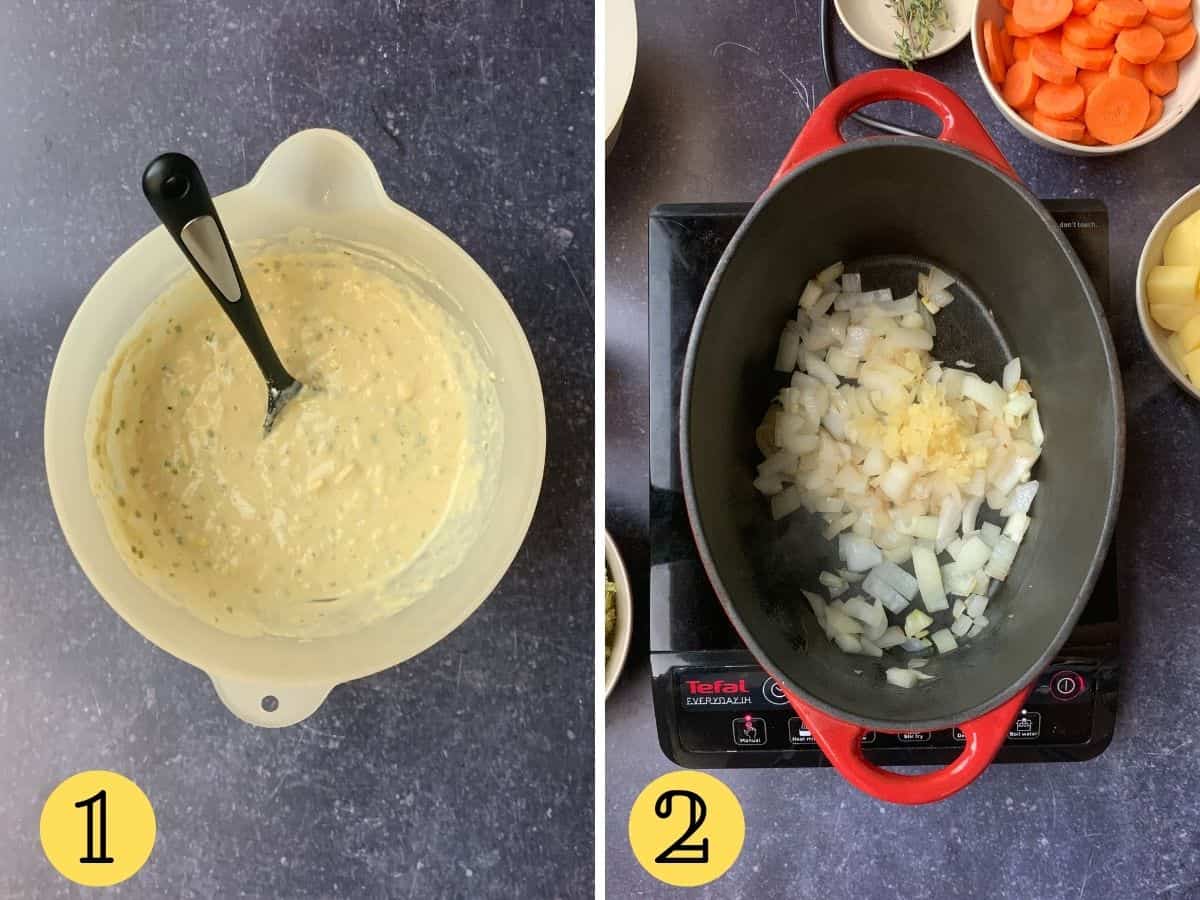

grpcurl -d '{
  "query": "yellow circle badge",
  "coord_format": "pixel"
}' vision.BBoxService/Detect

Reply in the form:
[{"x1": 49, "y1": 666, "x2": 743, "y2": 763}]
[
  {"x1": 40, "y1": 770, "x2": 156, "y2": 887},
  {"x1": 628, "y1": 771, "x2": 745, "y2": 887}
]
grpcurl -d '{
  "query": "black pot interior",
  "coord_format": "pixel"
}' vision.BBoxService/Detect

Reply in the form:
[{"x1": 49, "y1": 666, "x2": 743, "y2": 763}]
[{"x1": 683, "y1": 139, "x2": 1121, "y2": 731}]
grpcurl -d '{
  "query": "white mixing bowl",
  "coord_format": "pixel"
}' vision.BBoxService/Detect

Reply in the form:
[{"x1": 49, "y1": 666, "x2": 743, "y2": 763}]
[{"x1": 45, "y1": 129, "x2": 546, "y2": 727}]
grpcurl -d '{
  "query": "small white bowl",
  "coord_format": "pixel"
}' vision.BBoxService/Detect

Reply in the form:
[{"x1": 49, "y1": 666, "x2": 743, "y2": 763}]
[
  {"x1": 605, "y1": 0, "x2": 638, "y2": 156},
  {"x1": 973, "y1": 0, "x2": 1200, "y2": 155},
  {"x1": 604, "y1": 531, "x2": 634, "y2": 698},
  {"x1": 1136, "y1": 183, "x2": 1200, "y2": 399},
  {"x1": 836, "y1": 0, "x2": 973, "y2": 61}
]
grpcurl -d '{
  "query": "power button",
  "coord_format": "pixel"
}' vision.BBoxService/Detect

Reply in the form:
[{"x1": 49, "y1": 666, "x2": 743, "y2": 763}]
[{"x1": 1050, "y1": 670, "x2": 1086, "y2": 701}]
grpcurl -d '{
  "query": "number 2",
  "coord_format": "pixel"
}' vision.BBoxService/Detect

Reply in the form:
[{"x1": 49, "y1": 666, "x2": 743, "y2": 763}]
[
  {"x1": 653, "y1": 789, "x2": 708, "y2": 864},
  {"x1": 75, "y1": 790, "x2": 114, "y2": 864}
]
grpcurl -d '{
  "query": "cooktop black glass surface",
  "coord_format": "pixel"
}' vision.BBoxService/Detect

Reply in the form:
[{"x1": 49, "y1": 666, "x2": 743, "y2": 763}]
[{"x1": 648, "y1": 201, "x2": 1120, "y2": 768}]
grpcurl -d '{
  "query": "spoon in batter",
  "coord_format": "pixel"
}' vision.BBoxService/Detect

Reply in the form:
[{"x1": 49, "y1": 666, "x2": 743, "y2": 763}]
[{"x1": 142, "y1": 153, "x2": 303, "y2": 435}]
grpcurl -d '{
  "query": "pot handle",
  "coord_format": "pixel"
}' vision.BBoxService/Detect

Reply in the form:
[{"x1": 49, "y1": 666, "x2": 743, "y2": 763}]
[
  {"x1": 768, "y1": 69, "x2": 1018, "y2": 187},
  {"x1": 785, "y1": 685, "x2": 1033, "y2": 805},
  {"x1": 209, "y1": 675, "x2": 334, "y2": 728}
]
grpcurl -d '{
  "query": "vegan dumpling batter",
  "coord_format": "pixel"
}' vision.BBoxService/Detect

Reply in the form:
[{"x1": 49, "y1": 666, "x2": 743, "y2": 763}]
[{"x1": 87, "y1": 246, "x2": 499, "y2": 638}]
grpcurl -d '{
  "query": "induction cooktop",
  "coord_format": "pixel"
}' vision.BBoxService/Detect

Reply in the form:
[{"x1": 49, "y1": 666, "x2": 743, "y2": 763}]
[{"x1": 648, "y1": 200, "x2": 1120, "y2": 768}]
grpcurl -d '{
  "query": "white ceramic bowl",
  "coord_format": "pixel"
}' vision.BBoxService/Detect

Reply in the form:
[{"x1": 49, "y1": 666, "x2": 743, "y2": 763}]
[
  {"x1": 1136, "y1": 183, "x2": 1200, "y2": 399},
  {"x1": 45, "y1": 129, "x2": 546, "y2": 727},
  {"x1": 973, "y1": 0, "x2": 1200, "y2": 155},
  {"x1": 605, "y1": 0, "x2": 638, "y2": 155},
  {"x1": 836, "y1": 0, "x2": 973, "y2": 61},
  {"x1": 604, "y1": 531, "x2": 633, "y2": 698}
]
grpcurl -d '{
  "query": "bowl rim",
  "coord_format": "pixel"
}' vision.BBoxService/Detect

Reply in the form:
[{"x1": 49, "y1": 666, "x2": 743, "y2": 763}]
[
  {"x1": 1136, "y1": 182, "x2": 1200, "y2": 400},
  {"x1": 970, "y1": 0, "x2": 1200, "y2": 156},
  {"x1": 835, "y1": 0, "x2": 972, "y2": 61},
  {"x1": 43, "y1": 128, "x2": 548, "y2": 687},
  {"x1": 604, "y1": 530, "x2": 634, "y2": 699}
]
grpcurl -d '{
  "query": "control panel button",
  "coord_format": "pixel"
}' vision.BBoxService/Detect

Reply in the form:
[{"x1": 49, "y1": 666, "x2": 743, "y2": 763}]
[
  {"x1": 952, "y1": 727, "x2": 966, "y2": 742},
  {"x1": 1008, "y1": 711, "x2": 1041, "y2": 740},
  {"x1": 787, "y1": 717, "x2": 815, "y2": 745},
  {"x1": 762, "y1": 677, "x2": 790, "y2": 706},
  {"x1": 1050, "y1": 670, "x2": 1086, "y2": 701},
  {"x1": 861, "y1": 731, "x2": 876, "y2": 745},
  {"x1": 732, "y1": 715, "x2": 767, "y2": 746},
  {"x1": 898, "y1": 731, "x2": 931, "y2": 743}
]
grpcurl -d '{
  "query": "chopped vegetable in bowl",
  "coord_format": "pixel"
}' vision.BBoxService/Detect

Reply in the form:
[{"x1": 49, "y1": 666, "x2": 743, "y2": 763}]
[
  {"x1": 754, "y1": 261, "x2": 1044, "y2": 685},
  {"x1": 605, "y1": 569, "x2": 617, "y2": 661}
]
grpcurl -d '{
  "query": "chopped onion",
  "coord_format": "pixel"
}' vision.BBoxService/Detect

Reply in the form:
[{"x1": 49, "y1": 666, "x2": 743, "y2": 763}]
[
  {"x1": 1002, "y1": 481, "x2": 1039, "y2": 517},
  {"x1": 952, "y1": 598, "x2": 966, "y2": 618},
  {"x1": 840, "y1": 533, "x2": 883, "y2": 572},
  {"x1": 770, "y1": 486, "x2": 805, "y2": 520},
  {"x1": 876, "y1": 626, "x2": 907, "y2": 649},
  {"x1": 838, "y1": 569, "x2": 865, "y2": 583},
  {"x1": 857, "y1": 636, "x2": 883, "y2": 657},
  {"x1": 872, "y1": 561, "x2": 919, "y2": 600},
  {"x1": 841, "y1": 272, "x2": 862, "y2": 293},
  {"x1": 961, "y1": 496, "x2": 983, "y2": 534},
  {"x1": 962, "y1": 374, "x2": 1007, "y2": 416},
  {"x1": 775, "y1": 321, "x2": 802, "y2": 372},
  {"x1": 926, "y1": 266, "x2": 955, "y2": 294},
  {"x1": 931, "y1": 628, "x2": 958, "y2": 654},
  {"x1": 936, "y1": 494, "x2": 963, "y2": 551},
  {"x1": 863, "y1": 570, "x2": 910, "y2": 614},
  {"x1": 980, "y1": 521, "x2": 1001, "y2": 547},
  {"x1": 887, "y1": 667, "x2": 920, "y2": 688},
  {"x1": 905, "y1": 608, "x2": 933, "y2": 638},
  {"x1": 1004, "y1": 512, "x2": 1031, "y2": 545},
  {"x1": 967, "y1": 615, "x2": 989, "y2": 638},
  {"x1": 1002, "y1": 357, "x2": 1022, "y2": 392},
  {"x1": 1030, "y1": 402, "x2": 1045, "y2": 447},
  {"x1": 983, "y1": 536, "x2": 1018, "y2": 580},
  {"x1": 911, "y1": 545, "x2": 948, "y2": 612},
  {"x1": 817, "y1": 261, "x2": 844, "y2": 285},
  {"x1": 818, "y1": 570, "x2": 848, "y2": 597},
  {"x1": 799, "y1": 280, "x2": 824, "y2": 310},
  {"x1": 900, "y1": 637, "x2": 932, "y2": 652},
  {"x1": 956, "y1": 535, "x2": 992, "y2": 572},
  {"x1": 965, "y1": 594, "x2": 989, "y2": 618},
  {"x1": 753, "y1": 473, "x2": 784, "y2": 495},
  {"x1": 950, "y1": 615, "x2": 973, "y2": 637},
  {"x1": 834, "y1": 633, "x2": 862, "y2": 653}
]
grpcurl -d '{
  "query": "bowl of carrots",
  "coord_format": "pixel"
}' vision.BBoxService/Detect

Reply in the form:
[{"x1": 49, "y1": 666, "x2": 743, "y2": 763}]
[{"x1": 973, "y1": 0, "x2": 1200, "y2": 152}]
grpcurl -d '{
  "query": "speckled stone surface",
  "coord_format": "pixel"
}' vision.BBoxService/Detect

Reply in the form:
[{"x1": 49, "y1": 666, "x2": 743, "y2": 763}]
[
  {"x1": 607, "y1": 2, "x2": 1200, "y2": 897},
  {"x1": 0, "y1": 1, "x2": 593, "y2": 897}
]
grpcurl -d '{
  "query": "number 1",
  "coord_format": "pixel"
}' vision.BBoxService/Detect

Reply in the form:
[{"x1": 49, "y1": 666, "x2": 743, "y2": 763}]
[{"x1": 75, "y1": 789, "x2": 114, "y2": 864}]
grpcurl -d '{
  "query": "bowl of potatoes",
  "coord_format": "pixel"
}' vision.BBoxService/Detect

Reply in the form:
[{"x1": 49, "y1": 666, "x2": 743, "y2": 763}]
[{"x1": 1138, "y1": 184, "x2": 1200, "y2": 399}]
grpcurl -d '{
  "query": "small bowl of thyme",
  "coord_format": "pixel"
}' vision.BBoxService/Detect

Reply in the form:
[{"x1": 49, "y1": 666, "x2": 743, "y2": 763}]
[
  {"x1": 604, "y1": 530, "x2": 633, "y2": 699},
  {"x1": 834, "y1": 0, "x2": 972, "y2": 67}
]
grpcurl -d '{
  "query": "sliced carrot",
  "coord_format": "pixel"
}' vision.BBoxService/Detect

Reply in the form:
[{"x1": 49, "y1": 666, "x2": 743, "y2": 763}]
[
  {"x1": 1116, "y1": 24, "x2": 1166, "y2": 61},
  {"x1": 1033, "y1": 27, "x2": 1066, "y2": 52},
  {"x1": 1146, "y1": 91, "x2": 1165, "y2": 126},
  {"x1": 1087, "y1": 8, "x2": 1122, "y2": 32},
  {"x1": 1080, "y1": 129, "x2": 1103, "y2": 142},
  {"x1": 1003, "y1": 59, "x2": 1044, "y2": 107},
  {"x1": 1001, "y1": 0, "x2": 1016, "y2": 8},
  {"x1": 1064, "y1": 13, "x2": 1118, "y2": 44},
  {"x1": 1001, "y1": 27, "x2": 1016, "y2": 64},
  {"x1": 1158, "y1": 22, "x2": 1197, "y2": 59},
  {"x1": 1015, "y1": 0, "x2": 1075, "y2": 31},
  {"x1": 1032, "y1": 110, "x2": 1089, "y2": 138},
  {"x1": 1063, "y1": 36, "x2": 1116, "y2": 66},
  {"x1": 984, "y1": 20, "x2": 1010, "y2": 81},
  {"x1": 1013, "y1": 35, "x2": 1034, "y2": 58},
  {"x1": 1006, "y1": 12, "x2": 1039, "y2": 35},
  {"x1": 1079, "y1": 68, "x2": 1110, "y2": 92},
  {"x1": 1085, "y1": 75, "x2": 1152, "y2": 142},
  {"x1": 1096, "y1": 0, "x2": 1148, "y2": 26},
  {"x1": 1036, "y1": 80, "x2": 1088, "y2": 116},
  {"x1": 1146, "y1": 11, "x2": 1192, "y2": 33},
  {"x1": 1075, "y1": 0, "x2": 1100, "y2": 12},
  {"x1": 1143, "y1": 57, "x2": 1180, "y2": 92},
  {"x1": 1032, "y1": 41, "x2": 1081, "y2": 80},
  {"x1": 1145, "y1": 0, "x2": 1190, "y2": 16},
  {"x1": 1110, "y1": 53, "x2": 1145, "y2": 76}
]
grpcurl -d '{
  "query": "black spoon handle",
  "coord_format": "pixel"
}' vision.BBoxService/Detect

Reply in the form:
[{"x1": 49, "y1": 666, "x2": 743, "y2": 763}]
[{"x1": 141, "y1": 153, "x2": 296, "y2": 393}]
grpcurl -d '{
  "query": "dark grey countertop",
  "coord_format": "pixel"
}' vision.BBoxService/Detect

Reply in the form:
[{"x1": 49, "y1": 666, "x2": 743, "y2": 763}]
[
  {"x1": 606, "y1": 2, "x2": 1200, "y2": 897},
  {"x1": 0, "y1": 1, "x2": 593, "y2": 897}
]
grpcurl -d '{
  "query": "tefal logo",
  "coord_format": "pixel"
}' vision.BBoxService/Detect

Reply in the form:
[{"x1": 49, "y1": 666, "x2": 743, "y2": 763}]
[{"x1": 685, "y1": 679, "x2": 750, "y2": 695}]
